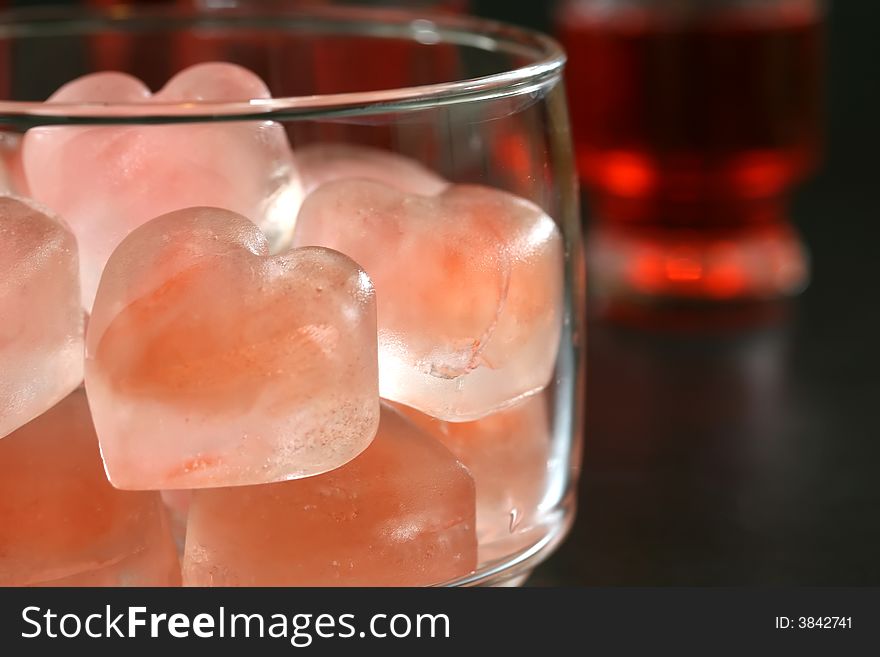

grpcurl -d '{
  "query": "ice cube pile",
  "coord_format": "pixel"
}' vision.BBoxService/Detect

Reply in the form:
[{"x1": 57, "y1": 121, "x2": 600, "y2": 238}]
[{"x1": 0, "y1": 63, "x2": 564, "y2": 587}]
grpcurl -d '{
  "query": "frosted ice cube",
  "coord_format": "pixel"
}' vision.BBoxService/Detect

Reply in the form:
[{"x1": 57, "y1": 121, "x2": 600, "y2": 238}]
[
  {"x1": 22, "y1": 63, "x2": 300, "y2": 308},
  {"x1": 0, "y1": 196, "x2": 83, "y2": 438},
  {"x1": 295, "y1": 143, "x2": 447, "y2": 197},
  {"x1": 0, "y1": 391, "x2": 180, "y2": 586},
  {"x1": 294, "y1": 180, "x2": 564, "y2": 421},
  {"x1": 395, "y1": 393, "x2": 551, "y2": 563},
  {"x1": 183, "y1": 404, "x2": 476, "y2": 586},
  {"x1": 85, "y1": 207, "x2": 379, "y2": 490}
]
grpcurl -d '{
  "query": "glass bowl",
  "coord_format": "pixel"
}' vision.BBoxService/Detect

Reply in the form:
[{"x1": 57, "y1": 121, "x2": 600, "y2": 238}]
[{"x1": 0, "y1": 4, "x2": 584, "y2": 587}]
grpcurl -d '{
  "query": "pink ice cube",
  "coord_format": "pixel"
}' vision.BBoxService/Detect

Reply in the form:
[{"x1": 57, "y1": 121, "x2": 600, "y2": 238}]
[
  {"x1": 395, "y1": 393, "x2": 552, "y2": 563},
  {"x1": 22, "y1": 63, "x2": 300, "y2": 308},
  {"x1": 294, "y1": 180, "x2": 564, "y2": 421},
  {"x1": 0, "y1": 196, "x2": 83, "y2": 439},
  {"x1": 85, "y1": 207, "x2": 379, "y2": 490},
  {"x1": 0, "y1": 391, "x2": 180, "y2": 586},
  {"x1": 294, "y1": 143, "x2": 447, "y2": 197},
  {"x1": 182, "y1": 404, "x2": 476, "y2": 586},
  {"x1": 272, "y1": 144, "x2": 448, "y2": 252}
]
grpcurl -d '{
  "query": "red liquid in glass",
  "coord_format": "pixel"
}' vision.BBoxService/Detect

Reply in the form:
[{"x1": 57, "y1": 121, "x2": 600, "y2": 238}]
[
  {"x1": 558, "y1": 1, "x2": 823, "y2": 308},
  {"x1": 558, "y1": 1, "x2": 823, "y2": 227}
]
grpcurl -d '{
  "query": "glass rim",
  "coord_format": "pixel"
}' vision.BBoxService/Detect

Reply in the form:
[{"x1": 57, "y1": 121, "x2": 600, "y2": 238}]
[{"x1": 0, "y1": 5, "x2": 566, "y2": 124}]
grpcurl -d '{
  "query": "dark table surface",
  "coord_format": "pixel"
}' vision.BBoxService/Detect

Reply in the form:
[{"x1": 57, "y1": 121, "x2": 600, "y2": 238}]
[{"x1": 525, "y1": 1, "x2": 880, "y2": 586}]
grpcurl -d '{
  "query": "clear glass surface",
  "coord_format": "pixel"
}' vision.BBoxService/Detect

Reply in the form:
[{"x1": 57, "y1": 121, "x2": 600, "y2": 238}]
[{"x1": 0, "y1": 5, "x2": 584, "y2": 586}]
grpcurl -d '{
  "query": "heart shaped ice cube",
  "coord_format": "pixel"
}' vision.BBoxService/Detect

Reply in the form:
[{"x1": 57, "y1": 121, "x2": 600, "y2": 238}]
[
  {"x1": 23, "y1": 63, "x2": 300, "y2": 309},
  {"x1": 85, "y1": 206, "x2": 379, "y2": 490},
  {"x1": 293, "y1": 180, "x2": 563, "y2": 421}
]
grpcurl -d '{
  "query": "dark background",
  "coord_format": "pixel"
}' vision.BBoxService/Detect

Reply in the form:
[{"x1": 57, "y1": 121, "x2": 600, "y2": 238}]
[
  {"x1": 472, "y1": 0, "x2": 880, "y2": 585},
  {"x1": 9, "y1": 0, "x2": 880, "y2": 585}
]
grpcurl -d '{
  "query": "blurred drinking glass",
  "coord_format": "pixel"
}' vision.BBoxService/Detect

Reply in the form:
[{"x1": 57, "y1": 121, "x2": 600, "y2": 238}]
[{"x1": 556, "y1": 0, "x2": 824, "y2": 320}]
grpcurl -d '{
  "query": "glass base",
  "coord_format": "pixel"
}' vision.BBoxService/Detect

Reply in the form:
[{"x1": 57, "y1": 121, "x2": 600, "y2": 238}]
[
  {"x1": 442, "y1": 491, "x2": 576, "y2": 587},
  {"x1": 587, "y1": 220, "x2": 809, "y2": 325}
]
